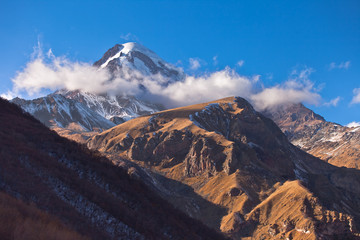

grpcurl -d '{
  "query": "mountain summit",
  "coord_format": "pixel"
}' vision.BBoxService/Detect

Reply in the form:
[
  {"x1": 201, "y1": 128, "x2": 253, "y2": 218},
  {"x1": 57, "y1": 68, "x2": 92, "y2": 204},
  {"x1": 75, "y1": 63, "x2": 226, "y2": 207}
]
[{"x1": 94, "y1": 42, "x2": 184, "y2": 82}]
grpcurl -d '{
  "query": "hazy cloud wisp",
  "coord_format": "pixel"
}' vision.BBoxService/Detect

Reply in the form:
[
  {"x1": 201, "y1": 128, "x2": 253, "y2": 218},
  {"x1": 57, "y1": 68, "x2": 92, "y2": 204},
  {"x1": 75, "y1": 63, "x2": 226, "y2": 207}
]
[
  {"x1": 324, "y1": 96, "x2": 341, "y2": 107},
  {"x1": 237, "y1": 60, "x2": 244, "y2": 67},
  {"x1": 329, "y1": 61, "x2": 351, "y2": 70},
  {"x1": 351, "y1": 88, "x2": 360, "y2": 104},
  {"x1": 189, "y1": 58, "x2": 201, "y2": 70}
]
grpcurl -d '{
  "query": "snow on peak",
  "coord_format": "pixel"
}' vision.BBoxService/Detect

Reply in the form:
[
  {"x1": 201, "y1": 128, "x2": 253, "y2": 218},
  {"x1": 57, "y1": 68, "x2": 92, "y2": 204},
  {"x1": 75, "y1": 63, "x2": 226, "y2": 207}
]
[
  {"x1": 99, "y1": 42, "x2": 163, "y2": 69},
  {"x1": 121, "y1": 42, "x2": 158, "y2": 57},
  {"x1": 346, "y1": 121, "x2": 360, "y2": 128},
  {"x1": 96, "y1": 42, "x2": 184, "y2": 82}
]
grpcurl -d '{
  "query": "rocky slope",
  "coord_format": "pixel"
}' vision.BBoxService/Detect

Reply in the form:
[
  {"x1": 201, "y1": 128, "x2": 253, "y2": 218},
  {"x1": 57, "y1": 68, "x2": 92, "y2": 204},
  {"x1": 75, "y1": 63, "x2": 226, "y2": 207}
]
[
  {"x1": 58, "y1": 89, "x2": 163, "y2": 122},
  {"x1": 12, "y1": 93, "x2": 115, "y2": 131},
  {"x1": 12, "y1": 90, "x2": 162, "y2": 143},
  {"x1": 265, "y1": 103, "x2": 360, "y2": 169},
  {"x1": 88, "y1": 97, "x2": 360, "y2": 239},
  {"x1": 0, "y1": 97, "x2": 225, "y2": 240}
]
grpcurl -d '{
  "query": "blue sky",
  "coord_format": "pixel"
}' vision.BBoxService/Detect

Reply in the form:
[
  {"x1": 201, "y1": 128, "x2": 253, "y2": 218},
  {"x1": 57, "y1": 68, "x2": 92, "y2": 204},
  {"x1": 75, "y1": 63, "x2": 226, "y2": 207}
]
[{"x1": 0, "y1": 0, "x2": 359, "y2": 125}]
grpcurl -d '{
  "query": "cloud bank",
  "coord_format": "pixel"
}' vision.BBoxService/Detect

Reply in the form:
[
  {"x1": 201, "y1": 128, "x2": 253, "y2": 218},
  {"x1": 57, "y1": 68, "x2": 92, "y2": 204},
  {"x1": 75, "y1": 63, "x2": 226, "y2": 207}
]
[{"x1": 3, "y1": 47, "x2": 323, "y2": 111}]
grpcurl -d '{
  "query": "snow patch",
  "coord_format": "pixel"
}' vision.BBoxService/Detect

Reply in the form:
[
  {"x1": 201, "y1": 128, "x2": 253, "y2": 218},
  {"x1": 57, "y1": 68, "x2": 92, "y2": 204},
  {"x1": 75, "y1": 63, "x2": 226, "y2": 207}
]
[
  {"x1": 189, "y1": 114, "x2": 204, "y2": 129},
  {"x1": 346, "y1": 121, "x2": 360, "y2": 128},
  {"x1": 326, "y1": 132, "x2": 344, "y2": 142},
  {"x1": 100, "y1": 51, "x2": 121, "y2": 69},
  {"x1": 350, "y1": 127, "x2": 360, "y2": 133}
]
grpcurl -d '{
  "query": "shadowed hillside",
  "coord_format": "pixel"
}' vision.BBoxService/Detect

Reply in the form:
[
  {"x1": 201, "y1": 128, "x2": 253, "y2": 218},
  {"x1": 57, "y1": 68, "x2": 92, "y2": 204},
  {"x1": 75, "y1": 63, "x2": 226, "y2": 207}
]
[{"x1": 0, "y1": 97, "x2": 226, "y2": 240}]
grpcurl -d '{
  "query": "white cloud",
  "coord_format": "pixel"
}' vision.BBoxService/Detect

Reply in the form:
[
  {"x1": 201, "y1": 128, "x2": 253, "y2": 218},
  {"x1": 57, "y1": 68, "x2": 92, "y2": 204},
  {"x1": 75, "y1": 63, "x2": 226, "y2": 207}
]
[
  {"x1": 346, "y1": 122, "x2": 360, "y2": 128},
  {"x1": 6, "y1": 46, "x2": 143, "y2": 98},
  {"x1": 250, "y1": 67, "x2": 320, "y2": 110},
  {"x1": 189, "y1": 58, "x2": 201, "y2": 70},
  {"x1": 351, "y1": 88, "x2": 360, "y2": 104},
  {"x1": 142, "y1": 67, "x2": 254, "y2": 107},
  {"x1": 237, "y1": 60, "x2": 244, "y2": 67},
  {"x1": 250, "y1": 82, "x2": 320, "y2": 111},
  {"x1": 142, "y1": 66, "x2": 319, "y2": 110},
  {"x1": 329, "y1": 61, "x2": 351, "y2": 70},
  {"x1": 324, "y1": 96, "x2": 341, "y2": 107},
  {"x1": 4, "y1": 45, "x2": 322, "y2": 111},
  {"x1": 11, "y1": 55, "x2": 113, "y2": 96}
]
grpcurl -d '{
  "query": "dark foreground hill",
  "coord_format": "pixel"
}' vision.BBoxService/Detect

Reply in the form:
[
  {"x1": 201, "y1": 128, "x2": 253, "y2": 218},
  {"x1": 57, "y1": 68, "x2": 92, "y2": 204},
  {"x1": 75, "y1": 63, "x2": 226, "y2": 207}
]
[{"x1": 0, "y1": 97, "x2": 225, "y2": 240}]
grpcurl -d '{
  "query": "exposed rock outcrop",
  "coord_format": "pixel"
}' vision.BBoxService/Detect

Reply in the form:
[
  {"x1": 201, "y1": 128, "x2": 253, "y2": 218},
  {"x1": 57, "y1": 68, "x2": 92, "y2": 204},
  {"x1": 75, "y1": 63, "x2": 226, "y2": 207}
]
[{"x1": 88, "y1": 97, "x2": 360, "y2": 239}]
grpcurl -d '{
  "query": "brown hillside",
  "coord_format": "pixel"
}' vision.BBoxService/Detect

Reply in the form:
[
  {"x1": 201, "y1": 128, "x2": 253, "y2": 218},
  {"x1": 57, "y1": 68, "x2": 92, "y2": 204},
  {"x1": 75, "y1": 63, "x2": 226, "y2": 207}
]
[{"x1": 88, "y1": 97, "x2": 360, "y2": 239}]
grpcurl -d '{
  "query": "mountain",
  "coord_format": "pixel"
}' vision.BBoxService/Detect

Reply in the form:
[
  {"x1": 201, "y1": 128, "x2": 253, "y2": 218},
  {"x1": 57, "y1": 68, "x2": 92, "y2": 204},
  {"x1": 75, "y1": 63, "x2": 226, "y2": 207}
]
[
  {"x1": 12, "y1": 93, "x2": 115, "y2": 131},
  {"x1": 0, "y1": 97, "x2": 226, "y2": 240},
  {"x1": 12, "y1": 90, "x2": 163, "y2": 142},
  {"x1": 54, "y1": 42, "x2": 179, "y2": 124},
  {"x1": 13, "y1": 42, "x2": 178, "y2": 139},
  {"x1": 94, "y1": 42, "x2": 184, "y2": 82},
  {"x1": 58, "y1": 89, "x2": 163, "y2": 122},
  {"x1": 88, "y1": 97, "x2": 360, "y2": 239},
  {"x1": 264, "y1": 103, "x2": 360, "y2": 169}
]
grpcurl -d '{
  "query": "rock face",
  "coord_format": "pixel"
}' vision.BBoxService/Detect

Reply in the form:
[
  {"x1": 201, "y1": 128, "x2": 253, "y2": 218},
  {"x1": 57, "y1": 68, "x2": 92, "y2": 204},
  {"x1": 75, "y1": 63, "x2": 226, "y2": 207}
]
[
  {"x1": 265, "y1": 103, "x2": 360, "y2": 169},
  {"x1": 12, "y1": 94, "x2": 115, "y2": 131},
  {"x1": 88, "y1": 97, "x2": 360, "y2": 239},
  {"x1": 58, "y1": 90, "x2": 163, "y2": 121},
  {"x1": 0, "y1": 97, "x2": 225, "y2": 240}
]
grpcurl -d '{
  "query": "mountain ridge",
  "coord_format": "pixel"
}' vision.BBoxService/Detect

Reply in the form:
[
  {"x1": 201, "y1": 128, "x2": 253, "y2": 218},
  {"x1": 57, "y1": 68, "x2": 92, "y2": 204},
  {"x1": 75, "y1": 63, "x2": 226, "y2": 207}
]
[
  {"x1": 265, "y1": 103, "x2": 360, "y2": 169},
  {"x1": 87, "y1": 96, "x2": 360, "y2": 239}
]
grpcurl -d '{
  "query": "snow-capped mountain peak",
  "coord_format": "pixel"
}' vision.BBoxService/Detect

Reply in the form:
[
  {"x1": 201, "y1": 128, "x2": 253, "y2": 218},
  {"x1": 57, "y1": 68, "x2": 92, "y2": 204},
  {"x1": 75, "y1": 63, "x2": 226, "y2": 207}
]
[
  {"x1": 94, "y1": 42, "x2": 184, "y2": 82},
  {"x1": 13, "y1": 43, "x2": 170, "y2": 134},
  {"x1": 110, "y1": 42, "x2": 161, "y2": 63}
]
